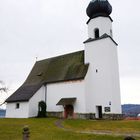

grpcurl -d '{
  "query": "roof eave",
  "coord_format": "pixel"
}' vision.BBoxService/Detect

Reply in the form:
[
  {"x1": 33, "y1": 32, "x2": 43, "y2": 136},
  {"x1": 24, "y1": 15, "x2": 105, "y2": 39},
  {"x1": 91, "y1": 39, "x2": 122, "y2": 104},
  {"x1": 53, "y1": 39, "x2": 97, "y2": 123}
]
[
  {"x1": 83, "y1": 35, "x2": 118, "y2": 46},
  {"x1": 87, "y1": 15, "x2": 113, "y2": 24},
  {"x1": 44, "y1": 77, "x2": 85, "y2": 85},
  {"x1": 6, "y1": 100, "x2": 29, "y2": 103}
]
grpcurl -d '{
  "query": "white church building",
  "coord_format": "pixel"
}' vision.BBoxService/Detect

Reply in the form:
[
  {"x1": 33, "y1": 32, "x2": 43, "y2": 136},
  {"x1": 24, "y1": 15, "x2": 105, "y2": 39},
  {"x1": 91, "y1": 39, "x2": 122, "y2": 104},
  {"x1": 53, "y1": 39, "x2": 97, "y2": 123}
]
[{"x1": 6, "y1": 0, "x2": 122, "y2": 119}]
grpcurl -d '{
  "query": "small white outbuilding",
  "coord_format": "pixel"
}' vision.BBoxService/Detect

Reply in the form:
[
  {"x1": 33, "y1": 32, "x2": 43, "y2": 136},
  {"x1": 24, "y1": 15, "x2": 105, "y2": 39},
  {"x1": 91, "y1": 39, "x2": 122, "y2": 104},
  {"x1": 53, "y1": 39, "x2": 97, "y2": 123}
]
[{"x1": 5, "y1": 0, "x2": 122, "y2": 119}]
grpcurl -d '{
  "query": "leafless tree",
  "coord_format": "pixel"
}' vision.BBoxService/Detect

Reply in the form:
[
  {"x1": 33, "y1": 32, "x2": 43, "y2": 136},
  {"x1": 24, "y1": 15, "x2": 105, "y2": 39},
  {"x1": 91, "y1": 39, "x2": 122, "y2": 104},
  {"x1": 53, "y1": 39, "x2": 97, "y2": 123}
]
[
  {"x1": 0, "y1": 81, "x2": 8, "y2": 106},
  {"x1": 0, "y1": 81, "x2": 7, "y2": 92}
]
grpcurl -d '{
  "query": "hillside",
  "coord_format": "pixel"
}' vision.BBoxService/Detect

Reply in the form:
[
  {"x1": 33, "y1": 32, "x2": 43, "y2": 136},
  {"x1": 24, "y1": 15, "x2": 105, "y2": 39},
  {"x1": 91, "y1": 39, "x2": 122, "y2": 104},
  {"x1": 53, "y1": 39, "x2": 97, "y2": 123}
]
[{"x1": 122, "y1": 104, "x2": 140, "y2": 117}]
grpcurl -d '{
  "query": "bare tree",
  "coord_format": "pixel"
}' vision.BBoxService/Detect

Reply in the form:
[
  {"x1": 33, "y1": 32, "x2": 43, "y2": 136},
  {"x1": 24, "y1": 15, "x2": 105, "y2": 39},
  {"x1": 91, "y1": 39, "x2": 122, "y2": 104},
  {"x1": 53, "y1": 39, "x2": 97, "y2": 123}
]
[
  {"x1": 0, "y1": 81, "x2": 7, "y2": 92},
  {"x1": 0, "y1": 81, "x2": 8, "y2": 106}
]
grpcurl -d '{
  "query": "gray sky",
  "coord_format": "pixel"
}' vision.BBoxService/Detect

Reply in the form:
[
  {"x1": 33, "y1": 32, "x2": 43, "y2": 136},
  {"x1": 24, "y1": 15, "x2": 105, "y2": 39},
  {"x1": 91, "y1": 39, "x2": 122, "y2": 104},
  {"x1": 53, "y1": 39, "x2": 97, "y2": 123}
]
[{"x1": 0, "y1": 0, "x2": 140, "y2": 105}]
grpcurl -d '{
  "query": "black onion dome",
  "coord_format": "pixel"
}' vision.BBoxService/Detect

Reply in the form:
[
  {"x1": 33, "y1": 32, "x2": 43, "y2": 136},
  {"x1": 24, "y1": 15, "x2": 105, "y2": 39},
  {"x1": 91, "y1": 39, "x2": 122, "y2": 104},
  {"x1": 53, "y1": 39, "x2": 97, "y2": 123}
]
[{"x1": 86, "y1": 0, "x2": 112, "y2": 18}]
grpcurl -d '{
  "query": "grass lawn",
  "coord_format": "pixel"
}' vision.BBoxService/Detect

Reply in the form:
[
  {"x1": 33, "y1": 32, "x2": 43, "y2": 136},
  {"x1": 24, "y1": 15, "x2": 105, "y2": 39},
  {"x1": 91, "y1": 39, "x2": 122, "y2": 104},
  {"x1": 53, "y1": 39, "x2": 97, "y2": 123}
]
[
  {"x1": 64, "y1": 119, "x2": 140, "y2": 134},
  {"x1": 0, "y1": 118, "x2": 139, "y2": 140}
]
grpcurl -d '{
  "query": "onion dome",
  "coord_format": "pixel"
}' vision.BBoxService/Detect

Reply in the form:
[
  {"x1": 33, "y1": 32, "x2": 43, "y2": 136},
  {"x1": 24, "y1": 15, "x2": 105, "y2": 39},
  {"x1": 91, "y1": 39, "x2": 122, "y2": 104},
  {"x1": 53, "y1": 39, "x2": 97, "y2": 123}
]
[{"x1": 86, "y1": 0, "x2": 112, "y2": 18}]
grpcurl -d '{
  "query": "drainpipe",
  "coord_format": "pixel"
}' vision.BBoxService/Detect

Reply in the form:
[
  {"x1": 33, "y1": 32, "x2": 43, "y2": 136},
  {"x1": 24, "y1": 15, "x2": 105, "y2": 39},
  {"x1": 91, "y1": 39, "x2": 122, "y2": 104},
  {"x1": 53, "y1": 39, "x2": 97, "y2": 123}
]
[{"x1": 44, "y1": 84, "x2": 47, "y2": 103}]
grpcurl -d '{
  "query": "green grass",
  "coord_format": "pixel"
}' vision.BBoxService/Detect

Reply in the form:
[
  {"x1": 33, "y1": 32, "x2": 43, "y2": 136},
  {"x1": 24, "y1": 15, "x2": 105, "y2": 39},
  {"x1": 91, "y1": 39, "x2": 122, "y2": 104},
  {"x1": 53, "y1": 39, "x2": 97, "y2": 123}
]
[
  {"x1": 63, "y1": 119, "x2": 140, "y2": 133},
  {"x1": 0, "y1": 118, "x2": 139, "y2": 140}
]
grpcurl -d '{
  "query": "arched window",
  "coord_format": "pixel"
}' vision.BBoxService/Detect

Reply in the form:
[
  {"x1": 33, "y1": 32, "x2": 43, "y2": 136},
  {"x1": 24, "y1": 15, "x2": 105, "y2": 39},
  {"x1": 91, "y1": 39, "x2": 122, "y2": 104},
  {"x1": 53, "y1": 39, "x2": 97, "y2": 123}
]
[{"x1": 94, "y1": 28, "x2": 99, "y2": 38}]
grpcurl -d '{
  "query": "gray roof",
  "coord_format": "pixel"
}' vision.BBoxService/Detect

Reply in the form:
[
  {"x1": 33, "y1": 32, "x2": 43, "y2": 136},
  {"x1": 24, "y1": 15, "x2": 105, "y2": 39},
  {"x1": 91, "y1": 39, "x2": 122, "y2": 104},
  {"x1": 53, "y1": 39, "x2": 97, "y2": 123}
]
[
  {"x1": 6, "y1": 51, "x2": 89, "y2": 103},
  {"x1": 6, "y1": 84, "x2": 42, "y2": 103},
  {"x1": 83, "y1": 34, "x2": 118, "y2": 45},
  {"x1": 56, "y1": 98, "x2": 76, "y2": 105}
]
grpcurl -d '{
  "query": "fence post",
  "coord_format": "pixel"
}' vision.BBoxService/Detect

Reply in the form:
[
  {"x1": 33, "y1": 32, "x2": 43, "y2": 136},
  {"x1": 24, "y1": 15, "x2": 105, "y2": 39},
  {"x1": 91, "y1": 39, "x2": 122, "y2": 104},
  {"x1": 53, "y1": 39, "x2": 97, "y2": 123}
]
[{"x1": 23, "y1": 125, "x2": 30, "y2": 140}]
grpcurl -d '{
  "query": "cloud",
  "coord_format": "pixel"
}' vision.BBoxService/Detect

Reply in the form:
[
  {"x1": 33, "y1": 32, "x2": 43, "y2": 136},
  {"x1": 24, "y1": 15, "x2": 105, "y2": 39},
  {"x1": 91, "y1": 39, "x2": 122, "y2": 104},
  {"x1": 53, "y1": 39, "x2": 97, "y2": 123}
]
[{"x1": 120, "y1": 77, "x2": 140, "y2": 104}]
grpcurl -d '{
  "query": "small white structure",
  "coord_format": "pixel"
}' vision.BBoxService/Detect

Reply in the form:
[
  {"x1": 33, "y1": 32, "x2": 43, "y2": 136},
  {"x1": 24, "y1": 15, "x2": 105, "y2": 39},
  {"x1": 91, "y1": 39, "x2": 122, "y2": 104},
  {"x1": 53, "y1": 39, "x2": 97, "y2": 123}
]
[
  {"x1": 137, "y1": 114, "x2": 140, "y2": 118},
  {"x1": 6, "y1": 0, "x2": 122, "y2": 119}
]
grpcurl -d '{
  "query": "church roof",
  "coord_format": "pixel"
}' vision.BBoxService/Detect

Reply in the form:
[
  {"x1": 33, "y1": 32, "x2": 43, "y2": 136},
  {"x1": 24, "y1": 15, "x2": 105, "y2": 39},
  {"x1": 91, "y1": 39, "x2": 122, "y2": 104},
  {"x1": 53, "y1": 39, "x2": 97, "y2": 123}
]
[
  {"x1": 5, "y1": 84, "x2": 42, "y2": 103},
  {"x1": 6, "y1": 51, "x2": 89, "y2": 103}
]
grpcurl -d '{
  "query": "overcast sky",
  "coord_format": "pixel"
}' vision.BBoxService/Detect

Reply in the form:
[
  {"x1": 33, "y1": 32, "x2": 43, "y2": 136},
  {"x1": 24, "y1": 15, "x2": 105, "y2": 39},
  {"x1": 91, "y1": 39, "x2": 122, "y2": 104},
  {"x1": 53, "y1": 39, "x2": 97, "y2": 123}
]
[{"x1": 0, "y1": 0, "x2": 140, "y2": 105}]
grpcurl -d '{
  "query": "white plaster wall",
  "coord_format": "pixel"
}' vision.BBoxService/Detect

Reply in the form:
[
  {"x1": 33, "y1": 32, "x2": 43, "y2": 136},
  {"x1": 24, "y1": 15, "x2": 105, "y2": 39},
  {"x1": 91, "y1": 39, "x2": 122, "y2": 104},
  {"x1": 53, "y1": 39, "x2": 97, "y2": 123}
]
[
  {"x1": 28, "y1": 86, "x2": 46, "y2": 117},
  {"x1": 85, "y1": 37, "x2": 121, "y2": 114},
  {"x1": 47, "y1": 80, "x2": 86, "y2": 113},
  {"x1": 6, "y1": 102, "x2": 29, "y2": 118},
  {"x1": 6, "y1": 86, "x2": 46, "y2": 118},
  {"x1": 88, "y1": 17, "x2": 113, "y2": 38}
]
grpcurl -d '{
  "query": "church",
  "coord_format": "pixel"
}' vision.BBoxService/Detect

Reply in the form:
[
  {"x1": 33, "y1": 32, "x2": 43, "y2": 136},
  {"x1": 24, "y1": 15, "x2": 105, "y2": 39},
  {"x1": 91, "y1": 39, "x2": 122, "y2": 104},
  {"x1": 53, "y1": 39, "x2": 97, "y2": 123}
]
[{"x1": 5, "y1": 0, "x2": 122, "y2": 119}]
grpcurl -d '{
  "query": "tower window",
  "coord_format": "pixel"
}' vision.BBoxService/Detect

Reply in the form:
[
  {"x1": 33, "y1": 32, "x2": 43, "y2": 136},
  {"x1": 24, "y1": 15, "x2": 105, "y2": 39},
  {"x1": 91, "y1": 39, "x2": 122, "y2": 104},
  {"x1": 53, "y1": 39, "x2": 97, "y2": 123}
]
[
  {"x1": 96, "y1": 69, "x2": 98, "y2": 73},
  {"x1": 94, "y1": 28, "x2": 99, "y2": 38}
]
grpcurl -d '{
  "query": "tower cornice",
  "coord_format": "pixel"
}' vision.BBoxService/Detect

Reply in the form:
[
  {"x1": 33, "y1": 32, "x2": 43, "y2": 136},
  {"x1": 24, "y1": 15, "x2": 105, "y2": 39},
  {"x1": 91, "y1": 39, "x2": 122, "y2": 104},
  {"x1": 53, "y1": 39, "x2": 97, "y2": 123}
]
[
  {"x1": 83, "y1": 34, "x2": 118, "y2": 46},
  {"x1": 87, "y1": 16, "x2": 113, "y2": 24}
]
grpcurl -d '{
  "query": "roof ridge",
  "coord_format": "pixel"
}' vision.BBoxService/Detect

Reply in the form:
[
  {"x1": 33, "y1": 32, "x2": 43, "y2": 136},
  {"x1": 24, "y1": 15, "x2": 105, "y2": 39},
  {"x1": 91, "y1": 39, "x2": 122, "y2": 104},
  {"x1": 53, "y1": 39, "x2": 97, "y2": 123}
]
[
  {"x1": 6, "y1": 50, "x2": 89, "y2": 103},
  {"x1": 37, "y1": 50, "x2": 84, "y2": 63}
]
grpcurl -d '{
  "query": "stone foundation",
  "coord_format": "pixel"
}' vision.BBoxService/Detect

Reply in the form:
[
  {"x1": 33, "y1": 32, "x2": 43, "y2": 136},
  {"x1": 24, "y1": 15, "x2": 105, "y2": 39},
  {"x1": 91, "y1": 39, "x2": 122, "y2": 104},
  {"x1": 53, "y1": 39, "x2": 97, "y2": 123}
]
[
  {"x1": 102, "y1": 114, "x2": 124, "y2": 120},
  {"x1": 74, "y1": 113, "x2": 96, "y2": 119},
  {"x1": 75, "y1": 113, "x2": 123, "y2": 120},
  {"x1": 47, "y1": 112, "x2": 123, "y2": 120},
  {"x1": 47, "y1": 112, "x2": 63, "y2": 118},
  {"x1": 47, "y1": 112, "x2": 96, "y2": 119}
]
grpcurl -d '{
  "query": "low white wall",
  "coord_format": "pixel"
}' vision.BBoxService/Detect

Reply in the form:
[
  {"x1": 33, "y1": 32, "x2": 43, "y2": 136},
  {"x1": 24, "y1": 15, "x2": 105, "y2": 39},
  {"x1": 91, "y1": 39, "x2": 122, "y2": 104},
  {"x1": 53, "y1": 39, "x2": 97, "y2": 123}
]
[
  {"x1": 6, "y1": 102, "x2": 29, "y2": 118},
  {"x1": 28, "y1": 86, "x2": 46, "y2": 117},
  {"x1": 6, "y1": 86, "x2": 46, "y2": 118},
  {"x1": 47, "y1": 80, "x2": 86, "y2": 113}
]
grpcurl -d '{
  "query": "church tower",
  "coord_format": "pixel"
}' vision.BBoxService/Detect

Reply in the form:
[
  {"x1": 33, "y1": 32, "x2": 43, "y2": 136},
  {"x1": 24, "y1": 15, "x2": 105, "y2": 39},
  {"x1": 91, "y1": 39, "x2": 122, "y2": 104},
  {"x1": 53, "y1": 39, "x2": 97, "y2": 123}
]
[{"x1": 84, "y1": 0, "x2": 122, "y2": 118}]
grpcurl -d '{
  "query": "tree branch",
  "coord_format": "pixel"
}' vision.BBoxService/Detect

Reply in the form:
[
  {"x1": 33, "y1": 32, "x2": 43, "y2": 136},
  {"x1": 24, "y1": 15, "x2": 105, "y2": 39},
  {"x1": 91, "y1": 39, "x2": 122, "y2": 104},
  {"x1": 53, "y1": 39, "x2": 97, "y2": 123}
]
[
  {"x1": 0, "y1": 81, "x2": 8, "y2": 92},
  {"x1": 0, "y1": 87, "x2": 8, "y2": 92},
  {"x1": 0, "y1": 102, "x2": 5, "y2": 106}
]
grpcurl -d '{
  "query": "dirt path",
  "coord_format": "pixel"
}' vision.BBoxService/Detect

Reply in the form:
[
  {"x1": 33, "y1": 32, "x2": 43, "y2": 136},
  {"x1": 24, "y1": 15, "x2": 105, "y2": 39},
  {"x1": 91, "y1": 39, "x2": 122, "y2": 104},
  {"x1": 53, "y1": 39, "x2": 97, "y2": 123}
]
[
  {"x1": 55, "y1": 119, "x2": 65, "y2": 129},
  {"x1": 55, "y1": 119, "x2": 140, "y2": 137}
]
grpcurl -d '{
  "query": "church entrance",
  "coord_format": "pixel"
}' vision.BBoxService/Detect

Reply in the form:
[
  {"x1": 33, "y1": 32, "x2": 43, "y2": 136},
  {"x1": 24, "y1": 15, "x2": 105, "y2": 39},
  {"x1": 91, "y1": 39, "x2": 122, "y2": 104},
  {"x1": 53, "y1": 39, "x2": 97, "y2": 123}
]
[
  {"x1": 56, "y1": 98, "x2": 76, "y2": 119},
  {"x1": 64, "y1": 105, "x2": 74, "y2": 119},
  {"x1": 96, "y1": 106, "x2": 102, "y2": 119}
]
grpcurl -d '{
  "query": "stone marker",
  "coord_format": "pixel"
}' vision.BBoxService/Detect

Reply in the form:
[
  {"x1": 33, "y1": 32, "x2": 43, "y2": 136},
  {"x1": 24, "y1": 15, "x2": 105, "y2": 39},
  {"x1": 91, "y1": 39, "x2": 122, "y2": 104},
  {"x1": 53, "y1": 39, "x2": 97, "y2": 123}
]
[{"x1": 23, "y1": 125, "x2": 30, "y2": 140}]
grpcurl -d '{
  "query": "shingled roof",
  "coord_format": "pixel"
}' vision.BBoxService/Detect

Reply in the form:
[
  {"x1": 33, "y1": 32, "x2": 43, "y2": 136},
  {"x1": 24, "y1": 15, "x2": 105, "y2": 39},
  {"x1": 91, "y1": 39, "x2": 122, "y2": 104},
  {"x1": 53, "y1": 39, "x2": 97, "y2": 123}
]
[{"x1": 6, "y1": 50, "x2": 89, "y2": 103}]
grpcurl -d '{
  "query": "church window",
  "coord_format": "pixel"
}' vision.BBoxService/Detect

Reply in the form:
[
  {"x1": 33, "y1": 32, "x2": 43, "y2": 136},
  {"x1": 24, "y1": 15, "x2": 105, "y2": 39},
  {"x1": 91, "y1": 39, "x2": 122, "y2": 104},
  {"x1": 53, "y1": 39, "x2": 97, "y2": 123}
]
[
  {"x1": 94, "y1": 28, "x2": 99, "y2": 38},
  {"x1": 96, "y1": 69, "x2": 98, "y2": 73},
  {"x1": 16, "y1": 103, "x2": 20, "y2": 109}
]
